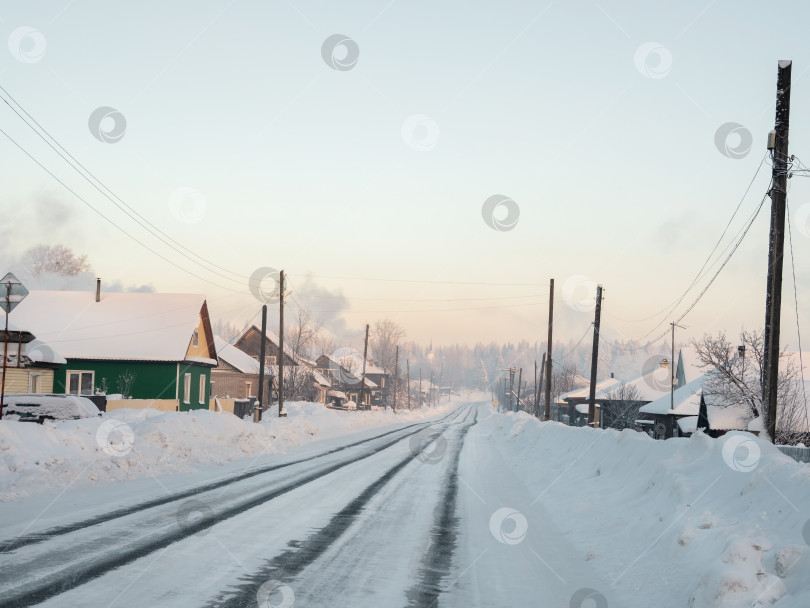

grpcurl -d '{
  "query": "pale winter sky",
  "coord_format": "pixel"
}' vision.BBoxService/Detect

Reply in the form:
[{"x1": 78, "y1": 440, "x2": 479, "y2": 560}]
[{"x1": 1, "y1": 1, "x2": 810, "y2": 349}]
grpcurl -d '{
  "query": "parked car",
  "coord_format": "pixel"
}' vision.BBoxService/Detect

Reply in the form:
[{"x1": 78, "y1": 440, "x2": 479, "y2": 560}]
[{"x1": 1, "y1": 394, "x2": 102, "y2": 423}]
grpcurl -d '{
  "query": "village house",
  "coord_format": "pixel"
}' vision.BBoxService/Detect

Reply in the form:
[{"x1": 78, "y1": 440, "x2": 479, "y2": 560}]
[
  {"x1": 7, "y1": 284, "x2": 217, "y2": 411},
  {"x1": 0, "y1": 317, "x2": 66, "y2": 394},
  {"x1": 211, "y1": 336, "x2": 273, "y2": 401}
]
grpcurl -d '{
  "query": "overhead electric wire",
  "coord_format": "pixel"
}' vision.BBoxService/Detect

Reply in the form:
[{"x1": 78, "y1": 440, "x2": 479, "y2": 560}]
[
  {"x1": 785, "y1": 200, "x2": 810, "y2": 434},
  {"x1": 610, "y1": 154, "x2": 768, "y2": 331},
  {"x1": 0, "y1": 126, "x2": 246, "y2": 293},
  {"x1": 0, "y1": 86, "x2": 248, "y2": 284},
  {"x1": 605, "y1": 185, "x2": 771, "y2": 352}
]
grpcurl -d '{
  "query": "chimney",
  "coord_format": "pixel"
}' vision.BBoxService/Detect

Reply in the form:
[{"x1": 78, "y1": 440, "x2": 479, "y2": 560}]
[
  {"x1": 610, "y1": 372, "x2": 614, "y2": 378},
  {"x1": 96, "y1": 278, "x2": 101, "y2": 302}
]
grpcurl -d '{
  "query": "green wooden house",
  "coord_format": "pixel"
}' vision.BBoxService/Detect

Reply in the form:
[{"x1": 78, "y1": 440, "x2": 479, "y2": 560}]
[{"x1": 8, "y1": 285, "x2": 217, "y2": 411}]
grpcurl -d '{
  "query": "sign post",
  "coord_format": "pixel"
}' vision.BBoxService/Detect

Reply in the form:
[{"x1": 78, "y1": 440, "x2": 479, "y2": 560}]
[{"x1": 0, "y1": 273, "x2": 29, "y2": 420}]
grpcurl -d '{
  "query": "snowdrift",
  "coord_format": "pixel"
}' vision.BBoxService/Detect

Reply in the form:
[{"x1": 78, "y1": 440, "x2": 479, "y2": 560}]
[
  {"x1": 0, "y1": 400, "x2": 454, "y2": 502},
  {"x1": 481, "y1": 409, "x2": 810, "y2": 608}
]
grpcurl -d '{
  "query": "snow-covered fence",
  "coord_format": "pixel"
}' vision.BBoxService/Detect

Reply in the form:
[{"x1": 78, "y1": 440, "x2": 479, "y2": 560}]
[{"x1": 777, "y1": 445, "x2": 810, "y2": 464}]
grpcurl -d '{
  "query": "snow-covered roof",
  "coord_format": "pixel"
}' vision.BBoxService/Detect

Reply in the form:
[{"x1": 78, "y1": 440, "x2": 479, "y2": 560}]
[
  {"x1": 310, "y1": 368, "x2": 331, "y2": 387},
  {"x1": 706, "y1": 402, "x2": 749, "y2": 431},
  {"x1": 677, "y1": 416, "x2": 699, "y2": 434},
  {"x1": 238, "y1": 325, "x2": 298, "y2": 362},
  {"x1": 327, "y1": 390, "x2": 347, "y2": 399},
  {"x1": 639, "y1": 374, "x2": 710, "y2": 416},
  {"x1": 26, "y1": 338, "x2": 67, "y2": 365},
  {"x1": 6, "y1": 290, "x2": 210, "y2": 362},
  {"x1": 575, "y1": 402, "x2": 599, "y2": 414},
  {"x1": 214, "y1": 336, "x2": 269, "y2": 375},
  {"x1": 557, "y1": 377, "x2": 621, "y2": 403}
]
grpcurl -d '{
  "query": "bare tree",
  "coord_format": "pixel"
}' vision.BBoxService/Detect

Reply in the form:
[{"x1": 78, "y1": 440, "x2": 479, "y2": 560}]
[
  {"x1": 24, "y1": 244, "x2": 90, "y2": 277},
  {"x1": 370, "y1": 319, "x2": 406, "y2": 374},
  {"x1": 602, "y1": 382, "x2": 642, "y2": 430},
  {"x1": 284, "y1": 306, "x2": 323, "y2": 401},
  {"x1": 691, "y1": 329, "x2": 806, "y2": 444},
  {"x1": 212, "y1": 319, "x2": 242, "y2": 342}
]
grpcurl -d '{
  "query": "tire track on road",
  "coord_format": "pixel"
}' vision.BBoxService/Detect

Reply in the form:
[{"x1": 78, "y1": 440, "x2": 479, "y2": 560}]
[
  {"x1": 0, "y1": 408, "x2": 469, "y2": 608},
  {"x1": 205, "y1": 407, "x2": 478, "y2": 608},
  {"x1": 1, "y1": 409, "x2": 462, "y2": 554}
]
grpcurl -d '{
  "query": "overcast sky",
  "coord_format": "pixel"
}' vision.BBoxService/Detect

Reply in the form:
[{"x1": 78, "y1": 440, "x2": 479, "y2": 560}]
[{"x1": 1, "y1": 0, "x2": 809, "y2": 350}]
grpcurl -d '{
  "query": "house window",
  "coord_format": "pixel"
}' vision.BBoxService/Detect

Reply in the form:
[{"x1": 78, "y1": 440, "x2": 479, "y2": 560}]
[
  {"x1": 29, "y1": 372, "x2": 42, "y2": 393},
  {"x1": 67, "y1": 371, "x2": 94, "y2": 396},
  {"x1": 266, "y1": 356, "x2": 276, "y2": 366},
  {"x1": 183, "y1": 373, "x2": 191, "y2": 404},
  {"x1": 244, "y1": 381, "x2": 253, "y2": 398},
  {"x1": 199, "y1": 375, "x2": 206, "y2": 404},
  {"x1": 192, "y1": 331, "x2": 199, "y2": 348},
  {"x1": 381, "y1": 377, "x2": 386, "y2": 388}
]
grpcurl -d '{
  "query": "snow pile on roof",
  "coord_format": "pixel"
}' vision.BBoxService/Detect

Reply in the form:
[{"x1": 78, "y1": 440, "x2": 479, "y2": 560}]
[
  {"x1": 639, "y1": 373, "x2": 710, "y2": 416},
  {"x1": 7, "y1": 290, "x2": 207, "y2": 362},
  {"x1": 482, "y1": 409, "x2": 810, "y2": 606},
  {"x1": 214, "y1": 336, "x2": 267, "y2": 375},
  {"x1": 557, "y1": 377, "x2": 621, "y2": 403},
  {"x1": 0, "y1": 397, "x2": 462, "y2": 502}
]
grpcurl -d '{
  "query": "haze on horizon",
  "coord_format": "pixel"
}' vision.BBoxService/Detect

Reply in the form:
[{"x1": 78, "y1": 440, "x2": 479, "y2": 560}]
[{"x1": 1, "y1": 1, "x2": 809, "y2": 350}]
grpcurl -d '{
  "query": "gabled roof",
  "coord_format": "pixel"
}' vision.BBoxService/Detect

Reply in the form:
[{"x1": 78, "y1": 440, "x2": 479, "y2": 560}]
[
  {"x1": 639, "y1": 373, "x2": 710, "y2": 416},
  {"x1": 214, "y1": 336, "x2": 269, "y2": 375},
  {"x1": 237, "y1": 325, "x2": 298, "y2": 362},
  {"x1": 6, "y1": 290, "x2": 215, "y2": 362}
]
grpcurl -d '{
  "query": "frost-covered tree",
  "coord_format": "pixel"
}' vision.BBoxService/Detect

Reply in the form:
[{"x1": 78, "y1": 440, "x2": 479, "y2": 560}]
[{"x1": 24, "y1": 244, "x2": 90, "y2": 277}]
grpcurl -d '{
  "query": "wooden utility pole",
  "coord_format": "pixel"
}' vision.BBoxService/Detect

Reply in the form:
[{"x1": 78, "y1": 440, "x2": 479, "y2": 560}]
[
  {"x1": 392, "y1": 345, "x2": 399, "y2": 412},
  {"x1": 278, "y1": 270, "x2": 286, "y2": 417},
  {"x1": 516, "y1": 368, "x2": 522, "y2": 412},
  {"x1": 762, "y1": 60, "x2": 792, "y2": 443},
  {"x1": 255, "y1": 304, "x2": 267, "y2": 423},
  {"x1": 429, "y1": 370, "x2": 434, "y2": 408},
  {"x1": 419, "y1": 368, "x2": 422, "y2": 408},
  {"x1": 587, "y1": 285, "x2": 604, "y2": 427},
  {"x1": 544, "y1": 279, "x2": 554, "y2": 420},
  {"x1": 535, "y1": 353, "x2": 546, "y2": 418},
  {"x1": 406, "y1": 358, "x2": 411, "y2": 410},
  {"x1": 358, "y1": 323, "x2": 370, "y2": 410}
]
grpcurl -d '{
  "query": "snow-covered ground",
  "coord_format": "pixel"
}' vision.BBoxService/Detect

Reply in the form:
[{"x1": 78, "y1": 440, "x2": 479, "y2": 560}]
[
  {"x1": 1, "y1": 398, "x2": 809, "y2": 607},
  {"x1": 0, "y1": 398, "x2": 457, "y2": 502},
  {"x1": 477, "y1": 408, "x2": 810, "y2": 607}
]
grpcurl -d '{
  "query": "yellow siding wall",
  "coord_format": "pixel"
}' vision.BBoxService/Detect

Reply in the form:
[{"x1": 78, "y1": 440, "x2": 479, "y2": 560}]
[
  {"x1": 0, "y1": 368, "x2": 54, "y2": 393},
  {"x1": 185, "y1": 314, "x2": 212, "y2": 359}
]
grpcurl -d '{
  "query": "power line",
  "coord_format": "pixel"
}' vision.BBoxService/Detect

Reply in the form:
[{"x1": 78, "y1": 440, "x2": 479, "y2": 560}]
[
  {"x1": 0, "y1": 86, "x2": 248, "y2": 285},
  {"x1": 785, "y1": 201, "x2": 810, "y2": 434},
  {"x1": 301, "y1": 274, "x2": 541, "y2": 287},
  {"x1": 0, "y1": 126, "x2": 246, "y2": 293},
  {"x1": 608, "y1": 155, "x2": 768, "y2": 330}
]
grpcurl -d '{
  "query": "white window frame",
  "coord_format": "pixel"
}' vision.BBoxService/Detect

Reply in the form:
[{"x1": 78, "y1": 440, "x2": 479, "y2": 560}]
[
  {"x1": 67, "y1": 370, "x2": 95, "y2": 396},
  {"x1": 245, "y1": 381, "x2": 253, "y2": 398},
  {"x1": 183, "y1": 373, "x2": 191, "y2": 404},
  {"x1": 29, "y1": 372, "x2": 43, "y2": 393},
  {"x1": 199, "y1": 375, "x2": 206, "y2": 404}
]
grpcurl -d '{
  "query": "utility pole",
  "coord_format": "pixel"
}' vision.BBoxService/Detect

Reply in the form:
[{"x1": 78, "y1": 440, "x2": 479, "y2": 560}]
[
  {"x1": 406, "y1": 358, "x2": 411, "y2": 410},
  {"x1": 254, "y1": 304, "x2": 267, "y2": 423},
  {"x1": 535, "y1": 353, "x2": 546, "y2": 418},
  {"x1": 419, "y1": 368, "x2": 422, "y2": 408},
  {"x1": 278, "y1": 270, "x2": 286, "y2": 417},
  {"x1": 358, "y1": 323, "x2": 370, "y2": 410},
  {"x1": 544, "y1": 279, "x2": 554, "y2": 421},
  {"x1": 533, "y1": 360, "x2": 537, "y2": 415},
  {"x1": 429, "y1": 370, "x2": 434, "y2": 408},
  {"x1": 762, "y1": 60, "x2": 792, "y2": 443},
  {"x1": 587, "y1": 285, "x2": 604, "y2": 427},
  {"x1": 669, "y1": 322, "x2": 685, "y2": 412},
  {"x1": 393, "y1": 345, "x2": 399, "y2": 412},
  {"x1": 516, "y1": 368, "x2": 522, "y2": 412}
]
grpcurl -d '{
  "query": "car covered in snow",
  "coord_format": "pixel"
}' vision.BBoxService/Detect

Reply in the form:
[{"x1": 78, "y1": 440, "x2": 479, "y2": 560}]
[{"x1": 1, "y1": 393, "x2": 102, "y2": 423}]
